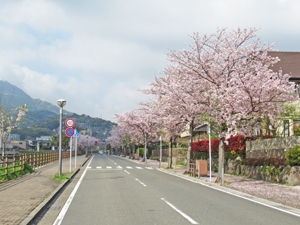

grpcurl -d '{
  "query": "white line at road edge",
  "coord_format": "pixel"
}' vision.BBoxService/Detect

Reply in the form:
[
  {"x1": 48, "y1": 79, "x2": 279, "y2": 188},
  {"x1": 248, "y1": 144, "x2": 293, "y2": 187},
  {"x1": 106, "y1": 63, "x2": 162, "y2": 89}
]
[
  {"x1": 135, "y1": 178, "x2": 147, "y2": 187},
  {"x1": 53, "y1": 155, "x2": 94, "y2": 225},
  {"x1": 157, "y1": 168, "x2": 300, "y2": 218},
  {"x1": 124, "y1": 170, "x2": 130, "y2": 174},
  {"x1": 161, "y1": 198, "x2": 198, "y2": 224}
]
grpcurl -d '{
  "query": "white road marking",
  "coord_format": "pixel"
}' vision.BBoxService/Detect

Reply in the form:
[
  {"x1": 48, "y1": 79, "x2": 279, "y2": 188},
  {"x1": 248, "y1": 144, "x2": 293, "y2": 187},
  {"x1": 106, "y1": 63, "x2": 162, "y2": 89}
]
[
  {"x1": 145, "y1": 167, "x2": 153, "y2": 170},
  {"x1": 135, "y1": 178, "x2": 147, "y2": 187},
  {"x1": 53, "y1": 156, "x2": 94, "y2": 225},
  {"x1": 96, "y1": 166, "x2": 102, "y2": 169},
  {"x1": 87, "y1": 166, "x2": 91, "y2": 169},
  {"x1": 161, "y1": 198, "x2": 198, "y2": 224},
  {"x1": 106, "y1": 166, "x2": 112, "y2": 169},
  {"x1": 117, "y1": 166, "x2": 122, "y2": 169},
  {"x1": 157, "y1": 169, "x2": 300, "y2": 219},
  {"x1": 124, "y1": 170, "x2": 130, "y2": 174},
  {"x1": 136, "y1": 167, "x2": 143, "y2": 169},
  {"x1": 126, "y1": 166, "x2": 133, "y2": 169}
]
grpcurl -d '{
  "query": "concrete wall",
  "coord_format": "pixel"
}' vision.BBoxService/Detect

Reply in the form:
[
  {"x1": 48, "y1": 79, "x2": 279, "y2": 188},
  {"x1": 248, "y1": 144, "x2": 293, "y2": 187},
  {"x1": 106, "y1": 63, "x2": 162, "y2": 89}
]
[{"x1": 246, "y1": 136, "x2": 300, "y2": 159}]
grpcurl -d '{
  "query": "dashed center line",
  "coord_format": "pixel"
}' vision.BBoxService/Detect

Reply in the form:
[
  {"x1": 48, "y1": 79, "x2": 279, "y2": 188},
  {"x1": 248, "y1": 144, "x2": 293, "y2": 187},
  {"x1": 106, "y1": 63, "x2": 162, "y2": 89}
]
[
  {"x1": 161, "y1": 198, "x2": 198, "y2": 224},
  {"x1": 124, "y1": 170, "x2": 130, "y2": 174},
  {"x1": 106, "y1": 166, "x2": 112, "y2": 169},
  {"x1": 136, "y1": 167, "x2": 143, "y2": 169},
  {"x1": 135, "y1": 178, "x2": 147, "y2": 187},
  {"x1": 96, "y1": 166, "x2": 102, "y2": 169},
  {"x1": 126, "y1": 166, "x2": 133, "y2": 169}
]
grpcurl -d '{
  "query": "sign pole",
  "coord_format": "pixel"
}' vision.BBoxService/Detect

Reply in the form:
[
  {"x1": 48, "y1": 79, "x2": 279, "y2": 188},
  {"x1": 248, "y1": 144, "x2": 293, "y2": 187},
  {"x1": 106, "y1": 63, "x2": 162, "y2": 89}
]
[
  {"x1": 75, "y1": 136, "x2": 77, "y2": 169},
  {"x1": 70, "y1": 136, "x2": 72, "y2": 172}
]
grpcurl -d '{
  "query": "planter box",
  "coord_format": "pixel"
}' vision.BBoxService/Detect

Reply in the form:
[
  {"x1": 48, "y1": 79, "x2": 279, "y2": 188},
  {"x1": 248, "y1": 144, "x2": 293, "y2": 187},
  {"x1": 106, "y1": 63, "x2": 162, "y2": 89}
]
[{"x1": 134, "y1": 154, "x2": 139, "y2": 160}]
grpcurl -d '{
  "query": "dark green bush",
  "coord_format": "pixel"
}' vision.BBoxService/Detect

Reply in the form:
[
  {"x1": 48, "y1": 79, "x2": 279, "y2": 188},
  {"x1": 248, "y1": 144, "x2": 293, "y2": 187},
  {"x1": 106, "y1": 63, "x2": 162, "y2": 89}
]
[
  {"x1": 285, "y1": 145, "x2": 300, "y2": 166},
  {"x1": 242, "y1": 157, "x2": 286, "y2": 167}
]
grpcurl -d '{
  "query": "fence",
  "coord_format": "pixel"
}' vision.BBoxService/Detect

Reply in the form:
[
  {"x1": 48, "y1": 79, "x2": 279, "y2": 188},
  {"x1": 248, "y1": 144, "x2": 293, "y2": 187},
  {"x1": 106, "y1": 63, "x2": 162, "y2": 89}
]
[{"x1": 0, "y1": 151, "x2": 84, "y2": 179}]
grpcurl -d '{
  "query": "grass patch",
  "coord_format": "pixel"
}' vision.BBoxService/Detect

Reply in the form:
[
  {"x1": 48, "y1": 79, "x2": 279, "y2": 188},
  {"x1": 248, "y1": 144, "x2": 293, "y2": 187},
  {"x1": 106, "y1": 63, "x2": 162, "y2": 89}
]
[
  {"x1": 52, "y1": 172, "x2": 73, "y2": 183},
  {"x1": 0, "y1": 162, "x2": 34, "y2": 182}
]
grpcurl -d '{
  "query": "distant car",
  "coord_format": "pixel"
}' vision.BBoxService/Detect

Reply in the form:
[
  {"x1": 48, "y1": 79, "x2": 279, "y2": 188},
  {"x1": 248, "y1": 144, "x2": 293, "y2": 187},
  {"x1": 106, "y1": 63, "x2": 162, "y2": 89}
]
[{"x1": 99, "y1": 150, "x2": 104, "y2": 155}]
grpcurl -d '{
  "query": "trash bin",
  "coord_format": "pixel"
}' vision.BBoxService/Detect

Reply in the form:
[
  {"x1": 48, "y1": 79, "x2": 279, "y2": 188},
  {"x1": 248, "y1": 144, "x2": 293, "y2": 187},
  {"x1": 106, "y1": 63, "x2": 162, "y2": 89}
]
[{"x1": 196, "y1": 160, "x2": 208, "y2": 176}]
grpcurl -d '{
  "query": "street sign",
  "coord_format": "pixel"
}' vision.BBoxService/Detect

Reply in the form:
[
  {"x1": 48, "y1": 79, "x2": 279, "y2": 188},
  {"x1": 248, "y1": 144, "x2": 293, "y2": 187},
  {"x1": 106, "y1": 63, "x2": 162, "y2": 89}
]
[
  {"x1": 66, "y1": 118, "x2": 75, "y2": 127},
  {"x1": 65, "y1": 127, "x2": 75, "y2": 137},
  {"x1": 73, "y1": 128, "x2": 79, "y2": 137}
]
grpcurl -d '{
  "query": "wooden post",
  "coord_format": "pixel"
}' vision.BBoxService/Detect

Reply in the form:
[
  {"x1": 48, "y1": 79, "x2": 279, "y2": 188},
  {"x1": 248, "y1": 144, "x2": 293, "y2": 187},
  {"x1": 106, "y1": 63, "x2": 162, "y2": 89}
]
[
  {"x1": 5, "y1": 156, "x2": 8, "y2": 178},
  {"x1": 13, "y1": 155, "x2": 16, "y2": 173},
  {"x1": 22, "y1": 154, "x2": 25, "y2": 171}
]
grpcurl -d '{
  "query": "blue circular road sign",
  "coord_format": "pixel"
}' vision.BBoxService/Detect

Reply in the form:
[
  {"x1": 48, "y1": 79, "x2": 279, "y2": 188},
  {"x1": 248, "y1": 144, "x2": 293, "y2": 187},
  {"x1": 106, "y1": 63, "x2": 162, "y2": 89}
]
[{"x1": 65, "y1": 128, "x2": 75, "y2": 137}]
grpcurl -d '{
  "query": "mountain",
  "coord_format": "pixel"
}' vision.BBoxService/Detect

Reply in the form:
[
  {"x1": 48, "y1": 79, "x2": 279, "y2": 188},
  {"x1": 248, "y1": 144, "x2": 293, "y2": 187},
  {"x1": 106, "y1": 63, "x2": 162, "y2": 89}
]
[
  {"x1": 0, "y1": 80, "x2": 116, "y2": 140},
  {"x1": 0, "y1": 80, "x2": 62, "y2": 114}
]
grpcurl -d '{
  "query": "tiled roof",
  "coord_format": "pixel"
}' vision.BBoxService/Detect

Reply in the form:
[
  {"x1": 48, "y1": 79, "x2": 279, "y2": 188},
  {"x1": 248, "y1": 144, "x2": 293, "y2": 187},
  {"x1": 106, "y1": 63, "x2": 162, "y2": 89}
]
[{"x1": 268, "y1": 51, "x2": 300, "y2": 79}]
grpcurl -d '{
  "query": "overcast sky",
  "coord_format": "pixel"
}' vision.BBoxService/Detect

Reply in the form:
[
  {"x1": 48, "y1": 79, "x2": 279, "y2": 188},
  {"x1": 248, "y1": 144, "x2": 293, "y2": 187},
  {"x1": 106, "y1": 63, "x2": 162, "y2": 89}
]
[{"x1": 0, "y1": 0, "x2": 299, "y2": 121}]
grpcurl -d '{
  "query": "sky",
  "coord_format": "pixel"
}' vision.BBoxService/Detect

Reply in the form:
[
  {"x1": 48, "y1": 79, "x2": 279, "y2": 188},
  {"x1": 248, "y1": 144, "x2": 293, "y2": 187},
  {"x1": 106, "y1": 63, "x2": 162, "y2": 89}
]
[{"x1": 0, "y1": 0, "x2": 299, "y2": 121}]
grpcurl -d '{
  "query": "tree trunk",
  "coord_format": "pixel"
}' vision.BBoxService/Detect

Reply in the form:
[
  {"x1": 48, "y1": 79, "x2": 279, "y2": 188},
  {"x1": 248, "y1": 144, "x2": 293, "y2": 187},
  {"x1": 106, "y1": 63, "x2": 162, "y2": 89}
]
[
  {"x1": 186, "y1": 121, "x2": 194, "y2": 173},
  {"x1": 1, "y1": 134, "x2": 4, "y2": 157},
  {"x1": 216, "y1": 137, "x2": 225, "y2": 183},
  {"x1": 168, "y1": 139, "x2": 173, "y2": 168}
]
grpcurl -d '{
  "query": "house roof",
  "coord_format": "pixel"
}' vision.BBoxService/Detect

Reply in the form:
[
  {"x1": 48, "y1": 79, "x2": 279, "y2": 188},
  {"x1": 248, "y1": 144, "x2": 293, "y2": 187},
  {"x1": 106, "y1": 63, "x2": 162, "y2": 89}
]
[
  {"x1": 268, "y1": 51, "x2": 300, "y2": 80},
  {"x1": 193, "y1": 124, "x2": 208, "y2": 132}
]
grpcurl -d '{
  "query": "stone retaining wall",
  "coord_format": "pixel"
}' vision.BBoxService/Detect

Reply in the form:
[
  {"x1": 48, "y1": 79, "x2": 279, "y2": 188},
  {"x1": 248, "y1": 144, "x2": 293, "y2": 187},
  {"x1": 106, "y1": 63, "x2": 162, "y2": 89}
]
[
  {"x1": 246, "y1": 136, "x2": 300, "y2": 159},
  {"x1": 224, "y1": 158, "x2": 300, "y2": 186}
]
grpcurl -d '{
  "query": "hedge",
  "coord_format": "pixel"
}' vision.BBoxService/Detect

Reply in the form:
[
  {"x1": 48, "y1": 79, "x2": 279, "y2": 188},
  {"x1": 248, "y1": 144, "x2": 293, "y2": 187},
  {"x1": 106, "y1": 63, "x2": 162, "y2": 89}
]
[{"x1": 192, "y1": 135, "x2": 246, "y2": 154}]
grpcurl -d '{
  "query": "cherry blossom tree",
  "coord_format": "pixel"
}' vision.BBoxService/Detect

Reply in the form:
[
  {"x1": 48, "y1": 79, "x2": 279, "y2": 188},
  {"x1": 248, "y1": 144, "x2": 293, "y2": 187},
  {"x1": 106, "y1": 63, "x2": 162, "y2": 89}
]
[
  {"x1": 167, "y1": 27, "x2": 297, "y2": 182},
  {"x1": 0, "y1": 104, "x2": 28, "y2": 156},
  {"x1": 115, "y1": 107, "x2": 160, "y2": 162},
  {"x1": 141, "y1": 67, "x2": 211, "y2": 171},
  {"x1": 142, "y1": 99, "x2": 185, "y2": 168},
  {"x1": 73, "y1": 134, "x2": 99, "y2": 153},
  {"x1": 105, "y1": 126, "x2": 126, "y2": 155}
]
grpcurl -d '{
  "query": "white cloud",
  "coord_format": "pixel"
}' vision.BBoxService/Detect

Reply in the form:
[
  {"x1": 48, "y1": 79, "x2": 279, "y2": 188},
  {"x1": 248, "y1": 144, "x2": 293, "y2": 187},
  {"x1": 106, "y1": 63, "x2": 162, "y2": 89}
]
[{"x1": 0, "y1": 0, "x2": 300, "y2": 121}]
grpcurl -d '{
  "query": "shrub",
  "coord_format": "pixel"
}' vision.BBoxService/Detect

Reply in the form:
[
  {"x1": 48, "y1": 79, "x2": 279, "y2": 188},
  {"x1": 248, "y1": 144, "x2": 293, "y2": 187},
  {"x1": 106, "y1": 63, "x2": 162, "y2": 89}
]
[
  {"x1": 285, "y1": 145, "x2": 300, "y2": 166},
  {"x1": 293, "y1": 125, "x2": 300, "y2": 136},
  {"x1": 139, "y1": 148, "x2": 144, "y2": 156},
  {"x1": 242, "y1": 157, "x2": 286, "y2": 167},
  {"x1": 192, "y1": 135, "x2": 246, "y2": 155}
]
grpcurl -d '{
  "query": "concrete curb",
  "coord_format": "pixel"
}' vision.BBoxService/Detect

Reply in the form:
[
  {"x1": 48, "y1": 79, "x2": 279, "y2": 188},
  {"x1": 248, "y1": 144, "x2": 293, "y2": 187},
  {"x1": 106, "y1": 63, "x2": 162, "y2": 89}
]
[{"x1": 20, "y1": 156, "x2": 92, "y2": 225}]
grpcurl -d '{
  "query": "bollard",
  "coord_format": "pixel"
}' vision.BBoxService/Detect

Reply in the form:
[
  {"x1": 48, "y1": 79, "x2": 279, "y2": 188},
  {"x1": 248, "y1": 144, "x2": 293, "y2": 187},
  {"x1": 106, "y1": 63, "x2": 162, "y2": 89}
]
[
  {"x1": 175, "y1": 160, "x2": 176, "y2": 173},
  {"x1": 222, "y1": 167, "x2": 224, "y2": 186}
]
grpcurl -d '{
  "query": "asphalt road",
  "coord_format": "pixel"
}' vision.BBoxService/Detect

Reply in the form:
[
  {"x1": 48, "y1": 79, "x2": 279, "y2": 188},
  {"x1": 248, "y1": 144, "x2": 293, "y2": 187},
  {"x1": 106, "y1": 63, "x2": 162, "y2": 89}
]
[{"x1": 53, "y1": 155, "x2": 300, "y2": 225}]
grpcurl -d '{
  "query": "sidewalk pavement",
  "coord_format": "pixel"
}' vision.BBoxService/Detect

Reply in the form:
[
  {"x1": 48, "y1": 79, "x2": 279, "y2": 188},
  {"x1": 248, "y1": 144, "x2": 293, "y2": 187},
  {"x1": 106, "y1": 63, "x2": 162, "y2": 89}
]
[
  {"x1": 0, "y1": 155, "x2": 89, "y2": 225},
  {"x1": 131, "y1": 156, "x2": 300, "y2": 212}
]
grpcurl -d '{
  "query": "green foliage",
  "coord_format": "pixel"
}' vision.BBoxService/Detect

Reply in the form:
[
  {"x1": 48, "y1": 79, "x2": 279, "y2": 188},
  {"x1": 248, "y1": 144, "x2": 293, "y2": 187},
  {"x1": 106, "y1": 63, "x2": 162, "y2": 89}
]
[
  {"x1": 180, "y1": 143, "x2": 187, "y2": 148},
  {"x1": 139, "y1": 148, "x2": 144, "y2": 156},
  {"x1": 261, "y1": 165, "x2": 275, "y2": 175},
  {"x1": 0, "y1": 162, "x2": 34, "y2": 181},
  {"x1": 293, "y1": 124, "x2": 300, "y2": 136},
  {"x1": 285, "y1": 145, "x2": 300, "y2": 166},
  {"x1": 242, "y1": 157, "x2": 286, "y2": 167}
]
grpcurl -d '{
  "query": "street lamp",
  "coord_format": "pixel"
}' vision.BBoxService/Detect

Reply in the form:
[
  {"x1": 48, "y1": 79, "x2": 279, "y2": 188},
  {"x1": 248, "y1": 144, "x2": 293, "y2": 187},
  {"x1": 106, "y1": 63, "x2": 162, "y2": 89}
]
[{"x1": 57, "y1": 99, "x2": 66, "y2": 176}]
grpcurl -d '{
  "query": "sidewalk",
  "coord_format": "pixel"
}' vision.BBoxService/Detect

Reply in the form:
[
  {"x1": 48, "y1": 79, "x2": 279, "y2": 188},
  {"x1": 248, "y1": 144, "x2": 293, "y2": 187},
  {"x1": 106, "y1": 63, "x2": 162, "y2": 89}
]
[
  {"x1": 133, "y1": 157, "x2": 300, "y2": 211},
  {"x1": 0, "y1": 155, "x2": 89, "y2": 225}
]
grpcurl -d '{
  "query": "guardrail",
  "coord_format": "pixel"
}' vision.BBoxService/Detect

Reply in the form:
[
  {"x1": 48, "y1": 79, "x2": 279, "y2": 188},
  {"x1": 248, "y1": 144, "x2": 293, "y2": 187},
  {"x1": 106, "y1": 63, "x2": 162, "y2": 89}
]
[{"x1": 0, "y1": 151, "x2": 84, "y2": 179}]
